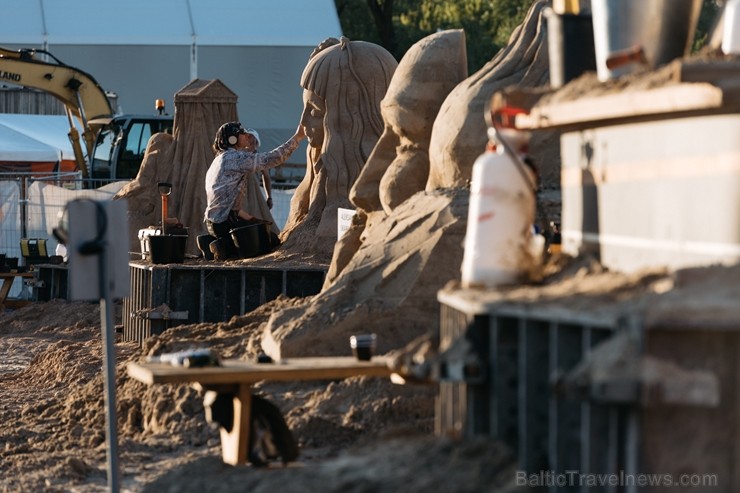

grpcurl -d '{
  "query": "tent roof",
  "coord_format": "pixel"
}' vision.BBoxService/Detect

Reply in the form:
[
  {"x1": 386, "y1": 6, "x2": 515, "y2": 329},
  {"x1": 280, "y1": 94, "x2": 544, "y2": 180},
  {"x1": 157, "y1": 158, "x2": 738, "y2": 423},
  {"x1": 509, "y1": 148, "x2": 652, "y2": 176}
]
[
  {"x1": 0, "y1": 114, "x2": 78, "y2": 162},
  {"x1": 0, "y1": 0, "x2": 342, "y2": 46},
  {"x1": 0, "y1": 124, "x2": 60, "y2": 162}
]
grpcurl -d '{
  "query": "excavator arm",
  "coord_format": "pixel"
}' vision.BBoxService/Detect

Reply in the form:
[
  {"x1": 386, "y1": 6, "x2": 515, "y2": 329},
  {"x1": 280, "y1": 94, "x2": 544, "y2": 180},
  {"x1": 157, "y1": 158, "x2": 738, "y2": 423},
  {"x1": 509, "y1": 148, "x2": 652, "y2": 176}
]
[{"x1": 0, "y1": 47, "x2": 114, "y2": 177}]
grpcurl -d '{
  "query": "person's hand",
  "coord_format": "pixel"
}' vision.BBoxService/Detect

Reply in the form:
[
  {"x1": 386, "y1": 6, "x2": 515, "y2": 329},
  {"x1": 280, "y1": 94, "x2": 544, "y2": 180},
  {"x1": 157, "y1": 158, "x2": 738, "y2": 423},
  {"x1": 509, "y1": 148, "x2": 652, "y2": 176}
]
[
  {"x1": 293, "y1": 122, "x2": 306, "y2": 141},
  {"x1": 266, "y1": 197, "x2": 273, "y2": 209}
]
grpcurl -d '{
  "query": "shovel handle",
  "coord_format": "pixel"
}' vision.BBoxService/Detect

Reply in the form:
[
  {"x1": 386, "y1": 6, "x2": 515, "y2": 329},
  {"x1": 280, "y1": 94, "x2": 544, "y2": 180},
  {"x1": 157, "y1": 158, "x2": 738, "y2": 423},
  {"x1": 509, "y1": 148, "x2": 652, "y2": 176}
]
[{"x1": 606, "y1": 45, "x2": 646, "y2": 70}]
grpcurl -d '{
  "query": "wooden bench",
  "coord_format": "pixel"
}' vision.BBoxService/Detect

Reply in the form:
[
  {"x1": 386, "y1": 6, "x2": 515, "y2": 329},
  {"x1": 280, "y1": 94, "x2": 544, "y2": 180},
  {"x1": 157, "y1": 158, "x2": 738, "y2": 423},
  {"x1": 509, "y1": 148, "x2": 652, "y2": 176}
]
[
  {"x1": 0, "y1": 272, "x2": 34, "y2": 311},
  {"x1": 126, "y1": 356, "x2": 393, "y2": 465}
]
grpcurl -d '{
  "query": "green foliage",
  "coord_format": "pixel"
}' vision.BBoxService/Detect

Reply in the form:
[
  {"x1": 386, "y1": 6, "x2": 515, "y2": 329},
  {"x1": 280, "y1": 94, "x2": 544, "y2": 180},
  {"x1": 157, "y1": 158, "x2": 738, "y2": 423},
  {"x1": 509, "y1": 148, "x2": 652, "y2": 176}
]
[
  {"x1": 334, "y1": 0, "x2": 383, "y2": 45},
  {"x1": 397, "y1": 0, "x2": 530, "y2": 73},
  {"x1": 334, "y1": 0, "x2": 720, "y2": 75},
  {"x1": 693, "y1": 0, "x2": 721, "y2": 52},
  {"x1": 335, "y1": 0, "x2": 532, "y2": 74}
]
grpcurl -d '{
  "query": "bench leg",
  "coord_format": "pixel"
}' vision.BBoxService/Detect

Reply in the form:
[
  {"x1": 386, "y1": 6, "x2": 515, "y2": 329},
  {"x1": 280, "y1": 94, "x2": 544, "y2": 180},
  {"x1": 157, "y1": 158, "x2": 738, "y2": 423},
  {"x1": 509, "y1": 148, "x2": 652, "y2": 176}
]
[
  {"x1": 0, "y1": 277, "x2": 13, "y2": 311},
  {"x1": 220, "y1": 384, "x2": 252, "y2": 465}
]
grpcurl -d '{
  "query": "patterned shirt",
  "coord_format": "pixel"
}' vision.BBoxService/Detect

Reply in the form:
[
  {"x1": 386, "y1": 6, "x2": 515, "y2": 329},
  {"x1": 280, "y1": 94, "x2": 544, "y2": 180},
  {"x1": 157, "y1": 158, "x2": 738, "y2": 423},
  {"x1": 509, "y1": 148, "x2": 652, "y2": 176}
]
[{"x1": 204, "y1": 137, "x2": 299, "y2": 223}]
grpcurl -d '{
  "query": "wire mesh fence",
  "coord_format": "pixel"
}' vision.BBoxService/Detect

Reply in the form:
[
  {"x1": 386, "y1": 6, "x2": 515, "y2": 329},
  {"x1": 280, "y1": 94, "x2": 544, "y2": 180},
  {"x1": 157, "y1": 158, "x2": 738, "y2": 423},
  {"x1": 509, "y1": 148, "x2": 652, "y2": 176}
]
[
  {"x1": 268, "y1": 186, "x2": 294, "y2": 231},
  {"x1": 1, "y1": 172, "x2": 297, "y2": 300},
  {"x1": 1, "y1": 172, "x2": 126, "y2": 299}
]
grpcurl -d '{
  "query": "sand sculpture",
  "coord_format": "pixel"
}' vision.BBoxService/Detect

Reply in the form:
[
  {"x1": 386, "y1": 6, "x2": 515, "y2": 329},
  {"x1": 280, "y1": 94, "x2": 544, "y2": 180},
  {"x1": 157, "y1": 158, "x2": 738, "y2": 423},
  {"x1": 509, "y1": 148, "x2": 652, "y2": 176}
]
[
  {"x1": 115, "y1": 80, "x2": 239, "y2": 255},
  {"x1": 116, "y1": 79, "x2": 281, "y2": 254},
  {"x1": 428, "y1": 0, "x2": 555, "y2": 192},
  {"x1": 278, "y1": 37, "x2": 398, "y2": 262},
  {"x1": 114, "y1": 3, "x2": 552, "y2": 362},
  {"x1": 262, "y1": 1, "x2": 552, "y2": 360},
  {"x1": 327, "y1": 29, "x2": 469, "y2": 284}
]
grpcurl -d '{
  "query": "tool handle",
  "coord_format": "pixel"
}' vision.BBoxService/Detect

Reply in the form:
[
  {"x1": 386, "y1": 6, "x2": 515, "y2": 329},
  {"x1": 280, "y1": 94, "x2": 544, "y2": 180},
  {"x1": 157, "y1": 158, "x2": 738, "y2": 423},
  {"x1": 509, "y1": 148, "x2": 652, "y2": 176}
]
[{"x1": 606, "y1": 45, "x2": 646, "y2": 70}]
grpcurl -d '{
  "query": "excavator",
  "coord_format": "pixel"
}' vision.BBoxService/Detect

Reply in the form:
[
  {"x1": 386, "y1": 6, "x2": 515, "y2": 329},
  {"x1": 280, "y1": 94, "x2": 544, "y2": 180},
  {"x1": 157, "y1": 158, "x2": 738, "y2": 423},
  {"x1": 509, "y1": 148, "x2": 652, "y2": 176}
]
[{"x1": 0, "y1": 46, "x2": 172, "y2": 180}]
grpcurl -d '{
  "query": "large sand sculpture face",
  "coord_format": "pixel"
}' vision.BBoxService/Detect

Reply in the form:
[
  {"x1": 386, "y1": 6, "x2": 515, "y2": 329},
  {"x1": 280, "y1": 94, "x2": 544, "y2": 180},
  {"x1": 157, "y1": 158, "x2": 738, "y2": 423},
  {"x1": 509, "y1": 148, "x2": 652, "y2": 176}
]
[
  {"x1": 300, "y1": 89, "x2": 326, "y2": 150},
  {"x1": 279, "y1": 37, "x2": 397, "y2": 261},
  {"x1": 351, "y1": 30, "x2": 468, "y2": 216},
  {"x1": 325, "y1": 30, "x2": 467, "y2": 287}
]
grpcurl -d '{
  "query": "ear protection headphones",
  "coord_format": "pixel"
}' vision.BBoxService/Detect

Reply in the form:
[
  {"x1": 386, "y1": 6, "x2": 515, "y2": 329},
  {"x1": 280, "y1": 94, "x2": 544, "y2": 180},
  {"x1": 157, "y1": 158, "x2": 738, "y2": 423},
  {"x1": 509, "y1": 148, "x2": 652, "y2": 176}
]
[{"x1": 215, "y1": 122, "x2": 245, "y2": 151}]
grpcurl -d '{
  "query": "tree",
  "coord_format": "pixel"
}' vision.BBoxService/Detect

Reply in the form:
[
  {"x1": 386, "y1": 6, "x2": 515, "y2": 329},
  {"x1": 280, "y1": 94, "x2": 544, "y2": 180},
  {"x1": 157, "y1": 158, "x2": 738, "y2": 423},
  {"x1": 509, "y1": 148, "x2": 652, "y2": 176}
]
[
  {"x1": 693, "y1": 0, "x2": 721, "y2": 51},
  {"x1": 335, "y1": 0, "x2": 721, "y2": 73},
  {"x1": 335, "y1": 0, "x2": 532, "y2": 72}
]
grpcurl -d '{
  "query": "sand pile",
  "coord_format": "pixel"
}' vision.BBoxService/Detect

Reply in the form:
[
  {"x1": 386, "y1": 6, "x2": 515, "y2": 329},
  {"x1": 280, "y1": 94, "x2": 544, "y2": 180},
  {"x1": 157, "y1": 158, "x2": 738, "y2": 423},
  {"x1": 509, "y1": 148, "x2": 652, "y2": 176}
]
[{"x1": 0, "y1": 299, "x2": 513, "y2": 492}]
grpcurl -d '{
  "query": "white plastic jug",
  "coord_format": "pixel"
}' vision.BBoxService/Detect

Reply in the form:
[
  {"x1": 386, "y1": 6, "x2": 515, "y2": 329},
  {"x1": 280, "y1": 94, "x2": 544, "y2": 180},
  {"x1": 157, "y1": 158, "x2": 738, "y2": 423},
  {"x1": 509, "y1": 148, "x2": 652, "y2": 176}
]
[{"x1": 460, "y1": 138, "x2": 537, "y2": 288}]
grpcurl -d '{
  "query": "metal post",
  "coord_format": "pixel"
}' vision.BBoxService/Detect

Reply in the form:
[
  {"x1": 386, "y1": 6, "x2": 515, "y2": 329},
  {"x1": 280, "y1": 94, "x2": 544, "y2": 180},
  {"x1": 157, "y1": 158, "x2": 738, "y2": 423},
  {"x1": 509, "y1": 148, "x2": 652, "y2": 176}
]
[
  {"x1": 99, "y1": 247, "x2": 120, "y2": 492},
  {"x1": 19, "y1": 176, "x2": 28, "y2": 240}
]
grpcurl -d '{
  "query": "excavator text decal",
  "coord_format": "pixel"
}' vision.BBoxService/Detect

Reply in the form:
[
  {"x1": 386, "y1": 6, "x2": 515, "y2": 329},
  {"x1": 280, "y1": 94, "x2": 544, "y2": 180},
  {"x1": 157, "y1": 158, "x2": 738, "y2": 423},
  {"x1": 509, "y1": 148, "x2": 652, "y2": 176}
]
[{"x1": 0, "y1": 70, "x2": 21, "y2": 82}]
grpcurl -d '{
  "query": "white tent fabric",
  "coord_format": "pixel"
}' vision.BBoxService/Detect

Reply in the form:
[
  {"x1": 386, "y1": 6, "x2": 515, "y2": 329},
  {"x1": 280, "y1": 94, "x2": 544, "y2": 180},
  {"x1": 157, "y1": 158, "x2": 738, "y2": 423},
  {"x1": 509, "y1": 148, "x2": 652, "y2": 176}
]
[
  {"x1": 0, "y1": 0, "x2": 342, "y2": 161},
  {"x1": 0, "y1": 115, "x2": 79, "y2": 162},
  {"x1": 0, "y1": 124, "x2": 60, "y2": 162}
]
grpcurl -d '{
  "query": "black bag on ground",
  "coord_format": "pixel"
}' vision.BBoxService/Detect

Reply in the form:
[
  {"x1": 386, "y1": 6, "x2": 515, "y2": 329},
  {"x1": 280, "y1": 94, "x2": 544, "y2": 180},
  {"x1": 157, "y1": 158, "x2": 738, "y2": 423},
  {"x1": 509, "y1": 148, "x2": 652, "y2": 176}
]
[
  {"x1": 203, "y1": 391, "x2": 298, "y2": 466},
  {"x1": 249, "y1": 394, "x2": 299, "y2": 466}
]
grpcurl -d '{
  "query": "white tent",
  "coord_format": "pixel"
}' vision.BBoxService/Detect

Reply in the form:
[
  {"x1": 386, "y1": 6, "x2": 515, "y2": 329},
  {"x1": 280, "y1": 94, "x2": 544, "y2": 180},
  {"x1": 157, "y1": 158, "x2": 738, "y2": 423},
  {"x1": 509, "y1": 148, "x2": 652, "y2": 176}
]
[
  {"x1": 0, "y1": 124, "x2": 60, "y2": 162},
  {"x1": 0, "y1": 114, "x2": 78, "y2": 162},
  {"x1": 0, "y1": 0, "x2": 343, "y2": 163}
]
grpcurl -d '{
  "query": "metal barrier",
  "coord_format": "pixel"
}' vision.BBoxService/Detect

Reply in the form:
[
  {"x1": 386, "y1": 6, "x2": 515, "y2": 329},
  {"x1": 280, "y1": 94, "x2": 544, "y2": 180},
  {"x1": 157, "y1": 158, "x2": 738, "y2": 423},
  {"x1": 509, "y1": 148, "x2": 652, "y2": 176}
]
[
  {"x1": 0, "y1": 172, "x2": 123, "y2": 299},
  {"x1": 0, "y1": 172, "x2": 298, "y2": 301}
]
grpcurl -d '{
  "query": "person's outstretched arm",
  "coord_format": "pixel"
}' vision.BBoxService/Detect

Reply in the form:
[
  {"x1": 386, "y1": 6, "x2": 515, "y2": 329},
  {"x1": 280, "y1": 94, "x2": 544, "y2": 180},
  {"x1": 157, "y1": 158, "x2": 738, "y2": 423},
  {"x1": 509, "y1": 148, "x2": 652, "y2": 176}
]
[{"x1": 262, "y1": 169, "x2": 273, "y2": 208}]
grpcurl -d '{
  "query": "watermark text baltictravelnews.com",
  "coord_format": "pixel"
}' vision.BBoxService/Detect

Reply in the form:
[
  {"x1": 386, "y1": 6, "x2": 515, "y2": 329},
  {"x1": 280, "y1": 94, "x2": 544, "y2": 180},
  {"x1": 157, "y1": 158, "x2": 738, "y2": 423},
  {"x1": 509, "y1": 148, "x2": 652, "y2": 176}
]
[{"x1": 516, "y1": 470, "x2": 719, "y2": 488}]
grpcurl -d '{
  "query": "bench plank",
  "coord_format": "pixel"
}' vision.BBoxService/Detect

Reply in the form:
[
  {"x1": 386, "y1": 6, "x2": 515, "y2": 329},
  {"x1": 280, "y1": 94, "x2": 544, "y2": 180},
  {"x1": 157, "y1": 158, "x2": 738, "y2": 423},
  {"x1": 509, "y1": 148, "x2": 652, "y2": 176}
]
[
  {"x1": 127, "y1": 356, "x2": 393, "y2": 386},
  {"x1": 126, "y1": 356, "x2": 394, "y2": 466}
]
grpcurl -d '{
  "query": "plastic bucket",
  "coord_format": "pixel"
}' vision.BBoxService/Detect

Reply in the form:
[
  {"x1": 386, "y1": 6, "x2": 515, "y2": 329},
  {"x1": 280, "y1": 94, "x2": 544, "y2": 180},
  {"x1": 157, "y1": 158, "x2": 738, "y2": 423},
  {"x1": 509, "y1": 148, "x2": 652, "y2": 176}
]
[
  {"x1": 230, "y1": 222, "x2": 272, "y2": 258},
  {"x1": 148, "y1": 235, "x2": 187, "y2": 264},
  {"x1": 591, "y1": 0, "x2": 702, "y2": 81}
]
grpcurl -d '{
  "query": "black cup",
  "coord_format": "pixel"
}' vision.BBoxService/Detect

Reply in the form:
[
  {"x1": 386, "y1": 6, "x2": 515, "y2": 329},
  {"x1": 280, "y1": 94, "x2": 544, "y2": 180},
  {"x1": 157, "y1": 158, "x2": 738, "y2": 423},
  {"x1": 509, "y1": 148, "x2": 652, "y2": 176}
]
[{"x1": 350, "y1": 334, "x2": 377, "y2": 361}]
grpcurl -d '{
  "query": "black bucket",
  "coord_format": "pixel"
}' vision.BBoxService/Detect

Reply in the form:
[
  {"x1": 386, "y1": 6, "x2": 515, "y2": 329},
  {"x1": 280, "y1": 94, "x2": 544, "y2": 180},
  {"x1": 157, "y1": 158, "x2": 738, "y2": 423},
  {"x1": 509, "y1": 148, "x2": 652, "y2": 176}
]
[
  {"x1": 148, "y1": 235, "x2": 188, "y2": 264},
  {"x1": 230, "y1": 222, "x2": 272, "y2": 258},
  {"x1": 197, "y1": 234, "x2": 216, "y2": 260}
]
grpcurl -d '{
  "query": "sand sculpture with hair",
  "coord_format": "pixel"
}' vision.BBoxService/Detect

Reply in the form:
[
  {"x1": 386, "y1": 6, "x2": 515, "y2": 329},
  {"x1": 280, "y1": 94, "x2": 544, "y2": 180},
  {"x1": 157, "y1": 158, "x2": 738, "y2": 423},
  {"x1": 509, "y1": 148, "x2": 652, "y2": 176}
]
[
  {"x1": 279, "y1": 37, "x2": 398, "y2": 262},
  {"x1": 262, "y1": 1, "x2": 553, "y2": 360},
  {"x1": 326, "y1": 29, "x2": 468, "y2": 284}
]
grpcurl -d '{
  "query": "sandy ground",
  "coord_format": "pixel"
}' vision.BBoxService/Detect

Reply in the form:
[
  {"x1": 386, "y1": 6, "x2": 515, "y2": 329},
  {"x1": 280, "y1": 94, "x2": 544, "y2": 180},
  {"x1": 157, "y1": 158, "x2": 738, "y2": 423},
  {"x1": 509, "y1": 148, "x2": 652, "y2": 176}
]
[
  {"x1": 3, "y1": 250, "x2": 737, "y2": 492},
  {"x1": 0, "y1": 292, "x2": 524, "y2": 493}
]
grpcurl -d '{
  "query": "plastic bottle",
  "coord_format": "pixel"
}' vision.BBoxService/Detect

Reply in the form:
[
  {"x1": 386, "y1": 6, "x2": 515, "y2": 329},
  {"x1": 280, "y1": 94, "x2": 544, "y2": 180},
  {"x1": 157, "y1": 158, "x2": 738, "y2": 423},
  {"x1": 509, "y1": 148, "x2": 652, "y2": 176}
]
[
  {"x1": 723, "y1": 0, "x2": 740, "y2": 55},
  {"x1": 460, "y1": 127, "x2": 537, "y2": 288}
]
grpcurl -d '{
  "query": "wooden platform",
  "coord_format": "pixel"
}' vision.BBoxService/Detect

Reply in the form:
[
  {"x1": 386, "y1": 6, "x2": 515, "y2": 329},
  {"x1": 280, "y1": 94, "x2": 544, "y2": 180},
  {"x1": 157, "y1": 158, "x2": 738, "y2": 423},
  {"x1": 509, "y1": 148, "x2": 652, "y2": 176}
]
[
  {"x1": 123, "y1": 261, "x2": 327, "y2": 343},
  {"x1": 506, "y1": 59, "x2": 740, "y2": 131},
  {"x1": 127, "y1": 356, "x2": 393, "y2": 465}
]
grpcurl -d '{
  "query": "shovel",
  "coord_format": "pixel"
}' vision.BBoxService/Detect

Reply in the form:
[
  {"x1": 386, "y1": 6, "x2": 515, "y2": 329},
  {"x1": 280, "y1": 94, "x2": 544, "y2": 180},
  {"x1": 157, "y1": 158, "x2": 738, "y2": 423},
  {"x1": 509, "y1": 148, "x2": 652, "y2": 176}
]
[{"x1": 158, "y1": 182, "x2": 172, "y2": 235}]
